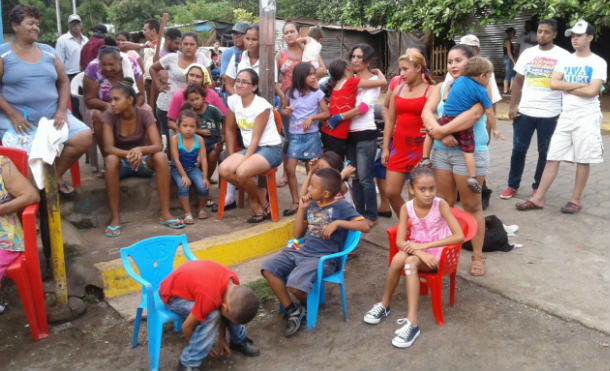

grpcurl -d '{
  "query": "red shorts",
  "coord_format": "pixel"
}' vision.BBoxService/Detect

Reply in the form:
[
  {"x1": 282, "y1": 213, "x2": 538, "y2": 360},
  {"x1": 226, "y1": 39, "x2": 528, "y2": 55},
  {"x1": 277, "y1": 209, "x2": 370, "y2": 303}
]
[{"x1": 386, "y1": 132, "x2": 425, "y2": 173}]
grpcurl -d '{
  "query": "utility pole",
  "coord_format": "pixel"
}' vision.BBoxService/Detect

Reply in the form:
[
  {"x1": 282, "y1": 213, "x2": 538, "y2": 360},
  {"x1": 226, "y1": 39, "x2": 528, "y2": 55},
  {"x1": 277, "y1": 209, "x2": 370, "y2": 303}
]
[
  {"x1": 55, "y1": 0, "x2": 62, "y2": 36},
  {"x1": 259, "y1": 0, "x2": 276, "y2": 104},
  {"x1": 72, "y1": 0, "x2": 77, "y2": 14}
]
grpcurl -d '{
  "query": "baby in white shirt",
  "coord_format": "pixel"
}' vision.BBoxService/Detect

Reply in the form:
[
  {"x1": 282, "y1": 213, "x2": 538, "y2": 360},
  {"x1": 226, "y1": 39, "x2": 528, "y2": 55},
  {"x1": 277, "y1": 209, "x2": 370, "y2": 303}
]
[{"x1": 298, "y1": 27, "x2": 323, "y2": 69}]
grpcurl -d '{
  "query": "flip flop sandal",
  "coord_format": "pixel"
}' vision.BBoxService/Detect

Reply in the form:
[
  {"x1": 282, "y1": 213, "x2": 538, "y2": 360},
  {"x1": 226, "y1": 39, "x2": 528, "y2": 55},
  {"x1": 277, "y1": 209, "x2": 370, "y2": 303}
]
[
  {"x1": 183, "y1": 214, "x2": 195, "y2": 225},
  {"x1": 277, "y1": 179, "x2": 288, "y2": 188},
  {"x1": 467, "y1": 177, "x2": 482, "y2": 193},
  {"x1": 58, "y1": 182, "x2": 76, "y2": 197},
  {"x1": 469, "y1": 255, "x2": 486, "y2": 276},
  {"x1": 160, "y1": 218, "x2": 186, "y2": 229},
  {"x1": 104, "y1": 225, "x2": 121, "y2": 238},
  {"x1": 516, "y1": 200, "x2": 543, "y2": 211},
  {"x1": 198, "y1": 209, "x2": 209, "y2": 219},
  {"x1": 560, "y1": 201, "x2": 582, "y2": 214},
  {"x1": 205, "y1": 200, "x2": 215, "y2": 208},
  {"x1": 247, "y1": 213, "x2": 266, "y2": 224}
]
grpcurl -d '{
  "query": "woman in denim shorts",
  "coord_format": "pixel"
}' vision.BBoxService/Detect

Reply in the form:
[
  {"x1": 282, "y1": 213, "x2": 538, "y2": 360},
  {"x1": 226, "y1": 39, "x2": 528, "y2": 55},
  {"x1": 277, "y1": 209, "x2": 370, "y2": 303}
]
[
  {"x1": 219, "y1": 69, "x2": 283, "y2": 223},
  {"x1": 421, "y1": 44, "x2": 489, "y2": 276}
]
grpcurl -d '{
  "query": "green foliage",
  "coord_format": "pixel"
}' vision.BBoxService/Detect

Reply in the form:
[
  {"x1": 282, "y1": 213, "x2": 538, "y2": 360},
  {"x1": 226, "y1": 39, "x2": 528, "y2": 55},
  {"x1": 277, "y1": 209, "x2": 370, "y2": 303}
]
[
  {"x1": 107, "y1": 0, "x2": 165, "y2": 32},
  {"x1": 167, "y1": 0, "x2": 235, "y2": 25},
  {"x1": 246, "y1": 279, "x2": 276, "y2": 304},
  {"x1": 77, "y1": 0, "x2": 109, "y2": 34},
  {"x1": 233, "y1": 8, "x2": 258, "y2": 24},
  {"x1": 319, "y1": 0, "x2": 610, "y2": 37}
]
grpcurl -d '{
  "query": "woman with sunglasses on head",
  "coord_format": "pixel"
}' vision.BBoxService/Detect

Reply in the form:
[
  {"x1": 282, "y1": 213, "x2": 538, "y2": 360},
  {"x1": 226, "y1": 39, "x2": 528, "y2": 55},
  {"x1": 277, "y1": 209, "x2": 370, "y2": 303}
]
[
  {"x1": 218, "y1": 69, "x2": 283, "y2": 223},
  {"x1": 83, "y1": 43, "x2": 146, "y2": 171},
  {"x1": 0, "y1": 4, "x2": 92, "y2": 196}
]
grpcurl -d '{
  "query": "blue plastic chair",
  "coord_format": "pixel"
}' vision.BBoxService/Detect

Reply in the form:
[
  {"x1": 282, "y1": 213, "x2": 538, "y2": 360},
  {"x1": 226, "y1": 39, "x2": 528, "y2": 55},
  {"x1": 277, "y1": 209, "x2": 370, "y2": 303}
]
[
  {"x1": 120, "y1": 234, "x2": 197, "y2": 371},
  {"x1": 306, "y1": 230, "x2": 362, "y2": 331}
]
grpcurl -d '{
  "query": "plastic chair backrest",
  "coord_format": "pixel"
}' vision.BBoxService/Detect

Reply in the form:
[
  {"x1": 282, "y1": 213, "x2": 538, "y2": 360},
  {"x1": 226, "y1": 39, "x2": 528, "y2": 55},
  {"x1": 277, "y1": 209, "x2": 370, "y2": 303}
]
[
  {"x1": 120, "y1": 235, "x2": 196, "y2": 292},
  {"x1": 272, "y1": 109, "x2": 282, "y2": 134},
  {"x1": 0, "y1": 147, "x2": 28, "y2": 177},
  {"x1": 70, "y1": 72, "x2": 85, "y2": 97}
]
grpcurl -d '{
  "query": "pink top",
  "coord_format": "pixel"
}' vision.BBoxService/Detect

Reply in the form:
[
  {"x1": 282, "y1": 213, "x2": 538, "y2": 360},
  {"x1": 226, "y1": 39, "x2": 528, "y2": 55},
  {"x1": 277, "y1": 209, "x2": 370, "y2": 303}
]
[
  {"x1": 167, "y1": 87, "x2": 228, "y2": 121},
  {"x1": 406, "y1": 197, "x2": 451, "y2": 261}
]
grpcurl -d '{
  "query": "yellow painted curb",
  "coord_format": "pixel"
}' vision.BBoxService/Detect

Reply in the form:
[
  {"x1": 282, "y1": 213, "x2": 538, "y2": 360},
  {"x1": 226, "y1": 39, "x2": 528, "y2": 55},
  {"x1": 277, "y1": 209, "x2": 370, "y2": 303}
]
[{"x1": 95, "y1": 218, "x2": 295, "y2": 299}]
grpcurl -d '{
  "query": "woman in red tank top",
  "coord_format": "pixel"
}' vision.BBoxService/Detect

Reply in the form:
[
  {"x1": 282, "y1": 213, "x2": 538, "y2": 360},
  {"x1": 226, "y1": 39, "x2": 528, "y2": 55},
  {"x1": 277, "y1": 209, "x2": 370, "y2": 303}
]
[{"x1": 381, "y1": 51, "x2": 435, "y2": 215}]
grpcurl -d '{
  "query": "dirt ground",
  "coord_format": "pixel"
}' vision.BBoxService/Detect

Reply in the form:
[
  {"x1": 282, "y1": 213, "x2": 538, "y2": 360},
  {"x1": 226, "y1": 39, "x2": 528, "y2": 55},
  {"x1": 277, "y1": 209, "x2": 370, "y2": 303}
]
[{"x1": 1, "y1": 240, "x2": 608, "y2": 371}]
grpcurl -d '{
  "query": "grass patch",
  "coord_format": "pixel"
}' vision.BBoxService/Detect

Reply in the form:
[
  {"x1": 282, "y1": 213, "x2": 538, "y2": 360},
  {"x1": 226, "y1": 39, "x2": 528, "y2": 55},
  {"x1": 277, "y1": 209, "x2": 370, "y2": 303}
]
[{"x1": 246, "y1": 279, "x2": 276, "y2": 304}]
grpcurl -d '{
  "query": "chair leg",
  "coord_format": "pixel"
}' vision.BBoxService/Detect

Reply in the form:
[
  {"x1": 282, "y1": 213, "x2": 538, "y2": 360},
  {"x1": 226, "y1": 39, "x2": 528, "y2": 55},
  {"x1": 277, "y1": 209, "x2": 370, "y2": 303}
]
[
  {"x1": 419, "y1": 280, "x2": 428, "y2": 296},
  {"x1": 266, "y1": 172, "x2": 279, "y2": 221},
  {"x1": 147, "y1": 317, "x2": 164, "y2": 371},
  {"x1": 339, "y1": 282, "x2": 348, "y2": 322},
  {"x1": 11, "y1": 270, "x2": 43, "y2": 340},
  {"x1": 306, "y1": 282, "x2": 320, "y2": 331},
  {"x1": 217, "y1": 178, "x2": 227, "y2": 220},
  {"x1": 70, "y1": 162, "x2": 81, "y2": 188},
  {"x1": 429, "y1": 277, "x2": 444, "y2": 326},
  {"x1": 132, "y1": 307, "x2": 143, "y2": 348},
  {"x1": 319, "y1": 281, "x2": 326, "y2": 304},
  {"x1": 449, "y1": 272, "x2": 456, "y2": 307}
]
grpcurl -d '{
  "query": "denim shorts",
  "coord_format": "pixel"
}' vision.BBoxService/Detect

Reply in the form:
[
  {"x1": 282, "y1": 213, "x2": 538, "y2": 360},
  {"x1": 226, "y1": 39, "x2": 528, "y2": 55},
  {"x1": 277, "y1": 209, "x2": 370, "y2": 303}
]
[
  {"x1": 261, "y1": 247, "x2": 338, "y2": 294},
  {"x1": 119, "y1": 155, "x2": 154, "y2": 179},
  {"x1": 287, "y1": 132, "x2": 322, "y2": 160},
  {"x1": 431, "y1": 149, "x2": 489, "y2": 176},
  {"x1": 203, "y1": 135, "x2": 220, "y2": 154},
  {"x1": 238, "y1": 144, "x2": 283, "y2": 168},
  {"x1": 0, "y1": 110, "x2": 90, "y2": 144}
]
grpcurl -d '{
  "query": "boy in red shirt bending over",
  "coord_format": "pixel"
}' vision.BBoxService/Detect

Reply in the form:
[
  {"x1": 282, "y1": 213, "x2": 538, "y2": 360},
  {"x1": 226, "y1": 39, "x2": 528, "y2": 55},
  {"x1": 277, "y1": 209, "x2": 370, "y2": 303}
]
[{"x1": 160, "y1": 260, "x2": 260, "y2": 371}]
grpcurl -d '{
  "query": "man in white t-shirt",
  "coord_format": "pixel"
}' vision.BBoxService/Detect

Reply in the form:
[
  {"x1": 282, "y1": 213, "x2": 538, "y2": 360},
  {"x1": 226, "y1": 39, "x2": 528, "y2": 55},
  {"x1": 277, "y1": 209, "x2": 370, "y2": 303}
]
[
  {"x1": 517, "y1": 20, "x2": 607, "y2": 214},
  {"x1": 500, "y1": 19, "x2": 570, "y2": 199}
]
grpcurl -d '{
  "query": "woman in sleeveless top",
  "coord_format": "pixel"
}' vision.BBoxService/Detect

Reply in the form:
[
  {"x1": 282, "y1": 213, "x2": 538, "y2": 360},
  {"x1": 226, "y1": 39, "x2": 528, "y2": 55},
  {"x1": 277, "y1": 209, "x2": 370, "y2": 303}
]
[
  {"x1": 503, "y1": 27, "x2": 517, "y2": 95},
  {"x1": 381, "y1": 51, "x2": 434, "y2": 216},
  {"x1": 421, "y1": 44, "x2": 488, "y2": 276}
]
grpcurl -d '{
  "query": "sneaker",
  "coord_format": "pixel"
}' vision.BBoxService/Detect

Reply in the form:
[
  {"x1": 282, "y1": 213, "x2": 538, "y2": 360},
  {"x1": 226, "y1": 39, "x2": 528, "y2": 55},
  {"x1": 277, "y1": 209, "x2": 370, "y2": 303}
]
[
  {"x1": 284, "y1": 304, "x2": 305, "y2": 337},
  {"x1": 500, "y1": 187, "x2": 517, "y2": 199},
  {"x1": 363, "y1": 302, "x2": 390, "y2": 324},
  {"x1": 503, "y1": 224, "x2": 519, "y2": 236},
  {"x1": 230, "y1": 336, "x2": 260, "y2": 356},
  {"x1": 391, "y1": 318, "x2": 420, "y2": 348}
]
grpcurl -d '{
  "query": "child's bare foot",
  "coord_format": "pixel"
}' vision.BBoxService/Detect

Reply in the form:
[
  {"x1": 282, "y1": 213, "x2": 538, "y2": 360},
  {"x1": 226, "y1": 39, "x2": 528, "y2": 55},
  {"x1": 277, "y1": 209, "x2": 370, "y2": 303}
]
[{"x1": 467, "y1": 177, "x2": 481, "y2": 193}]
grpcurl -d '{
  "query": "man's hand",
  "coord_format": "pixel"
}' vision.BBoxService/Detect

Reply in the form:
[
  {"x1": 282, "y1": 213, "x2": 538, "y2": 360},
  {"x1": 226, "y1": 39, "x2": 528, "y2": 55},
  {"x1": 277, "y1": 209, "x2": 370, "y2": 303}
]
[{"x1": 508, "y1": 106, "x2": 518, "y2": 120}]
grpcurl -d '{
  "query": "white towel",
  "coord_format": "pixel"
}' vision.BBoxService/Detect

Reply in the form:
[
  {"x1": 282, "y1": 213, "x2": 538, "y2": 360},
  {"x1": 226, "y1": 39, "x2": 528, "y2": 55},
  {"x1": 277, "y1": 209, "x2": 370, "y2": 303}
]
[
  {"x1": 28, "y1": 117, "x2": 69, "y2": 190},
  {"x1": 121, "y1": 52, "x2": 138, "y2": 94}
]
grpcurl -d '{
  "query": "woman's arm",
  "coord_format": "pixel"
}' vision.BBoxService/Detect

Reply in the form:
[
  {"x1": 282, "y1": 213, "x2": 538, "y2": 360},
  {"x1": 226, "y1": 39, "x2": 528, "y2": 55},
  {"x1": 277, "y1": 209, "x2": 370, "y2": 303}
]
[
  {"x1": 83, "y1": 76, "x2": 110, "y2": 111},
  {"x1": 135, "y1": 76, "x2": 146, "y2": 107},
  {"x1": 0, "y1": 59, "x2": 32, "y2": 134},
  {"x1": 224, "y1": 109, "x2": 237, "y2": 154},
  {"x1": 53, "y1": 56, "x2": 70, "y2": 128},
  {"x1": 149, "y1": 61, "x2": 168, "y2": 92},
  {"x1": 505, "y1": 39, "x2": 516, "y2": 64},
  {"x1": 316, "y1": 57, "x2": 327, "y2": 79},
  {"x1": 396, "y1": 204, "x2": 410, "y2": 251},
  {"x1": 381, "y1": 87, "x2": 398, "y2": 165},
  {"x1": 0, "y1": 157, "x2": 40, "y2": 216},
  {"x1": 139, "y1": 121, "x2": 164, "y2": 155},
  {"x1": 357, "y1": 70, "x2": 387, "y2": 88},
  {"x1": 244, "y1": 109, "x2": 271, "y2": 158}
]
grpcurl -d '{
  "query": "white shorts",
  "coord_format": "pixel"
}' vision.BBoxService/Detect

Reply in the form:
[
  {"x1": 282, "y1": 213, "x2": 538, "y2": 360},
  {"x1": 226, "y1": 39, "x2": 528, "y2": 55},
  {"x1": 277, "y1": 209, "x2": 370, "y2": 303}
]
[{"x1": 546, "y1": 111, "x2": 604, "y2": 164}]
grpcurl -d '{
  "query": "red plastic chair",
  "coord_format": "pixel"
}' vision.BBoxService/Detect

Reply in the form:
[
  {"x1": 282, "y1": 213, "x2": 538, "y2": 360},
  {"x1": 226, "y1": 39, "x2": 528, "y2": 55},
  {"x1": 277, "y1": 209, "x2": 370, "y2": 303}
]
[
  {"x1": 67, "y1": 98, "x2": 82, "y2": 188},
  {"x1": 0, "y1": 147, "x2": 48, "y2": 340},
  {"x1": 386, "y1": 207, "x2": 477, "y2": 326},
  {"x1": 217, "y1": 110, "x2": 282, "y2": 222}
]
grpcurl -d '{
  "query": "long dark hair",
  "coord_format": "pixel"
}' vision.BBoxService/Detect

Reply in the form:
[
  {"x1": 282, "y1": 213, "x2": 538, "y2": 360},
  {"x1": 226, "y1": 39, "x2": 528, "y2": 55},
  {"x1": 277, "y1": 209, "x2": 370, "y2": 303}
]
[
  {"x1": 449, "y1": 44, "x2": 475, "y2": 59},
  {"x1": 287, "y1": 62, "x2": 316, "y2": 99},
  {"x1": 327, "y1": 59, "x2": 349, "y2": 92},
  {"x1": 349, "y1": 44, "x2": 376, "y2": 64}
]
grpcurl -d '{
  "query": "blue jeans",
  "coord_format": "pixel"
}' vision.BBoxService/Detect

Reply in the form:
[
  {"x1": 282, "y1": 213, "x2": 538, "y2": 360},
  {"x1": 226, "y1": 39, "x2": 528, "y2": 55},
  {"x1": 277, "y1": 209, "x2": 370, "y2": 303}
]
[
  {"x1": 503, "y1": 55, "x2": 515, "y2": 83},
  {"x1": 155, "y1": 108, "x2": 169, "y2": 137},
  {"x1": 166, "y1": 298, "x2": 246, "y2": 368},
  {"x1": 507, "y1": 113, "x2": 558, "y2": 190},
  {"x1": 170, "y1": 166, "x2": 209, "y2": 198},
  {"x1": 346, "y1": 139, "x2": 377, "y2": 221}
]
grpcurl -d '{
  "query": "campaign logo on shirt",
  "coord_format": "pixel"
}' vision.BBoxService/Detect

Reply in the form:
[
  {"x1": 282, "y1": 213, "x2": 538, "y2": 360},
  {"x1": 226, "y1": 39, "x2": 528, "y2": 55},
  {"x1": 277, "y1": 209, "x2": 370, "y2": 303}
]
[
  {"x1": 236, "y1": 117, "x2": 255, "y2": 130},
  {"x1": 563, "y1": 65, "x2": 593, "y2": 84},
  {"x1": 525, "y1": 56, "x2": 559, "y2": 88}
]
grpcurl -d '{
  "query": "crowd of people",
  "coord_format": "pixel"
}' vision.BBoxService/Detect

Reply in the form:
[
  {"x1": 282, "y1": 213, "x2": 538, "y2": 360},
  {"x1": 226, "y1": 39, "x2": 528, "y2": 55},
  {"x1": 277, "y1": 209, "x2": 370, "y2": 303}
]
[{"x1": 0, "y1": 3, "x2": 607, "y2": 369}]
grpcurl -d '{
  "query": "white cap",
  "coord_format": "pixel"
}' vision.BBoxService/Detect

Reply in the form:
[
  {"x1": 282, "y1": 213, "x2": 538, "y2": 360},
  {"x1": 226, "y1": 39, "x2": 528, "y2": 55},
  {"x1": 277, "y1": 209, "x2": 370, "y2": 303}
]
[
  {"x1": 459, "y1": 34, "x2": 480, "y2": 48},
  {"x1": 565, "y1": 20, "x2": 592, "y2": 36},
  {"x1": 67, "y1": 14, "x2": 81, "y2": 24}
]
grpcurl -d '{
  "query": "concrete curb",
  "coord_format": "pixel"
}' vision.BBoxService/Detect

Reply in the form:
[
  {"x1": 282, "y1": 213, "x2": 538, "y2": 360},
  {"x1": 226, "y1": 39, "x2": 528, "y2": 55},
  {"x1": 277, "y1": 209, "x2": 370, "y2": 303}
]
[{"x1": 95, "y1": 217, "x2": 295, "y2": 299}]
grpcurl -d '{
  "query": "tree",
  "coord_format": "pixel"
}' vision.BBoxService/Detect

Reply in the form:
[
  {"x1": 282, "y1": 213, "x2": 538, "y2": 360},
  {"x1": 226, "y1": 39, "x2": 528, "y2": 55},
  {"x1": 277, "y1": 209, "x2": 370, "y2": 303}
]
[
  {"x1": 77, "y1": 0, "x2": 109, "y2": 34},
  {"x1": 107, "y1": 0, "x2": 164, "y2": 32},
  {"x1": 319, "y1": 0, "x2": 610, "y2": 38}
]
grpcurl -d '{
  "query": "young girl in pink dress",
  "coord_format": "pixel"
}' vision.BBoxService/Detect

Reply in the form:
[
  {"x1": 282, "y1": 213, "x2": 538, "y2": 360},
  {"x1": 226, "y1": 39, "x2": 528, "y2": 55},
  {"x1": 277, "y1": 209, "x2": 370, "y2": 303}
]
[{"x1": 362, "y1": 167, "x2": 464, "y2": 348}]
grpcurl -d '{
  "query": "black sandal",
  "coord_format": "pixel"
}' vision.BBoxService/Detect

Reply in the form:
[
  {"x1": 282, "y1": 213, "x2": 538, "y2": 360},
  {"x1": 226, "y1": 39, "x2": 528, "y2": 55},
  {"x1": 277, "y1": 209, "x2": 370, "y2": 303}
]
[
  {"x1": 283, "y1": 203, "x2": 299, "y2": 216},
  {"x1": 247, "y1": 213, "x2": 266, "y2": 223}
]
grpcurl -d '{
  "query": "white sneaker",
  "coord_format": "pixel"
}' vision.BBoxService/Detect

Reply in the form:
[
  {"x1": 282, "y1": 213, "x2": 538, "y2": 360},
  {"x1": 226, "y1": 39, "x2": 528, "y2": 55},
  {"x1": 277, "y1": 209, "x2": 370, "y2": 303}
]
[
  {"x1": 363, "y1": 302, "x2": 390, "y2": 324},
  {"x1": 503, "y1": 224, "x2": 519, "y2": 236},
  {"x1": 392, "y1": 318, "x2": 420, "y2": 348}
]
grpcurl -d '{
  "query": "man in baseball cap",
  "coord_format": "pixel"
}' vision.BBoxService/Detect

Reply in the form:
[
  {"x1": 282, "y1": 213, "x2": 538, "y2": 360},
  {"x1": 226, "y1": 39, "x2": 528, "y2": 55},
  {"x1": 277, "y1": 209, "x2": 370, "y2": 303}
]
[
  {"x1": 231, "y1": 21, "x2": 251, "y2": 35},
  {"x1": 56, "y1": 14, "x2": 88, "y2": 118}
]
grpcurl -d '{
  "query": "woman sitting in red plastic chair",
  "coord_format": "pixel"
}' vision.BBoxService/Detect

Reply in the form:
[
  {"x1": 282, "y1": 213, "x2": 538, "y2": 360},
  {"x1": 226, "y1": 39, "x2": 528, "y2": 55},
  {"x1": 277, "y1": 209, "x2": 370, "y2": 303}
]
[
  {"x1": 0, "y1": 155, "x2": 40, "y2": 313},
  {"x1": 362, "y1": 167, "x2": 463, "y2": 349},
  {"x1": 218, "y1": 69, "x2": 283, "y2": 224}
]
